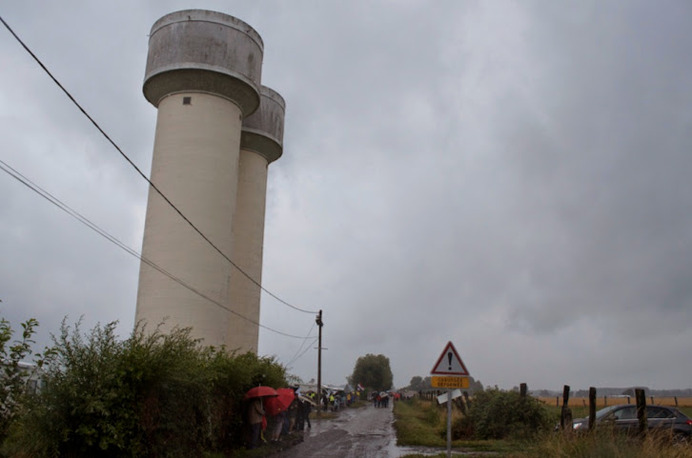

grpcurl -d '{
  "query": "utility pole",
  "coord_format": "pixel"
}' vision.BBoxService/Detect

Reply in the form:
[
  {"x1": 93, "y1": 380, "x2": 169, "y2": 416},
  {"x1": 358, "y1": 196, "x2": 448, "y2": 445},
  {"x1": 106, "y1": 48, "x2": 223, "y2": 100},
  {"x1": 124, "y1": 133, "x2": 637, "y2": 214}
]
[{"x1": 316, "y1": 310, "x2": 323, "y2": 417}]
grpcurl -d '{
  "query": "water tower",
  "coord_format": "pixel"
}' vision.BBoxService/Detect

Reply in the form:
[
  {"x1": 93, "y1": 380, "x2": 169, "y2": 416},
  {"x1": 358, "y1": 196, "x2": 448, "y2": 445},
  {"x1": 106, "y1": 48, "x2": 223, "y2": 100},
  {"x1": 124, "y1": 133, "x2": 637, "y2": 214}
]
[{"x1": 135, "y1": 10, "x2": 284, "y2": 351}]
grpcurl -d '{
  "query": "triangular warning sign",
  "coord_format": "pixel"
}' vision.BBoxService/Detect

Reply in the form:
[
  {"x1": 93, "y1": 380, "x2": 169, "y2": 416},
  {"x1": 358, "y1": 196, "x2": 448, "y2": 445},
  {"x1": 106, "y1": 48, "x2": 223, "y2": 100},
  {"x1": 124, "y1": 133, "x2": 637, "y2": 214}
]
[{"x1": 431, "y1": 341, "x2": 469, "y2": 375}]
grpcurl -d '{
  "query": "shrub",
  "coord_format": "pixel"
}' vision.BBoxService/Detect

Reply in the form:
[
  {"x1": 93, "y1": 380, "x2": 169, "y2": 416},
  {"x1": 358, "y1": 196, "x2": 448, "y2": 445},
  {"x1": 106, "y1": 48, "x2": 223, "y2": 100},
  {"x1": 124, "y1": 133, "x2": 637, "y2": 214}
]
[
  {"x1": 3, "y1": 319, "x2": 287, "y2": 457},
  {"x1": 0, "y1": 316, "x2": 52, "y2": 446},
  {"x1": 460, "y1": 388, "x2": 552, "y2": 440}
]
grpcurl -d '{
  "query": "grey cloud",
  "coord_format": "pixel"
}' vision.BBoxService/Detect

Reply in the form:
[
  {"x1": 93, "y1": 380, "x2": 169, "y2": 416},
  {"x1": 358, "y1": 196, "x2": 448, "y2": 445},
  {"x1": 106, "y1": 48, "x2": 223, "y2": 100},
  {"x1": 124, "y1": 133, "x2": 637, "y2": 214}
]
[{"x1": 1, "y1": 0, "x2": 691, "y2": 390}]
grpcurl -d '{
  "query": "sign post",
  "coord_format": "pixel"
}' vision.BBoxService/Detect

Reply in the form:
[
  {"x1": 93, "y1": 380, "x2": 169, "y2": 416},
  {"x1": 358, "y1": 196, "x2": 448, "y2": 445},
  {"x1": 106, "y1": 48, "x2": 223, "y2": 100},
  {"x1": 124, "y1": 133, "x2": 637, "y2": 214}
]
[
  {"x1": 430, "y1": 341, "x2": 469, "y2": 458},
  {"x1": 447, "y1": 389, "x2": 452, "y2": 455}
]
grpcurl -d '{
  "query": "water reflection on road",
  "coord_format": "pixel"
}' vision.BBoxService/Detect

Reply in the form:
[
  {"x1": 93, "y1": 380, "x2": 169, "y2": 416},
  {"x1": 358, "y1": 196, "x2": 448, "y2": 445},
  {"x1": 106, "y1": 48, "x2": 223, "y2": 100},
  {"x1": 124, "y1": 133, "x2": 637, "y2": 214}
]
[{"x1": 275, "y1": 403, "x2": 456, "y2": 457}]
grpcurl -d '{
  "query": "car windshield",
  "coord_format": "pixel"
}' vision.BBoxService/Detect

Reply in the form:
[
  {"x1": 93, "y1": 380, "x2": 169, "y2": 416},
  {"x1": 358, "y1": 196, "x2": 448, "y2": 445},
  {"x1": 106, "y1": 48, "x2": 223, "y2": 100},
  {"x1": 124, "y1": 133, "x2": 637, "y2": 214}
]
[{"x1": 595, "y1": 405, "x2": 621, "y2": 420}]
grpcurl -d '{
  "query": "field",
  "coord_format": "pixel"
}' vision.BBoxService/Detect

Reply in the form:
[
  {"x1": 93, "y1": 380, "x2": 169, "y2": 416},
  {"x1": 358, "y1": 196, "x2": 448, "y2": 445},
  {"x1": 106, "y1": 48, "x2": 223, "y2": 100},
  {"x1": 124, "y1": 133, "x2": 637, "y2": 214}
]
[
  {"x1": 538, "y1": 396, "x2": 692, "y2": 408},
  {"x1": 395, "y1": 397, "x2": 692, "y2": 458},
  {"x1": 539, "y1": 396, "x2": 692, "y2": 419}
]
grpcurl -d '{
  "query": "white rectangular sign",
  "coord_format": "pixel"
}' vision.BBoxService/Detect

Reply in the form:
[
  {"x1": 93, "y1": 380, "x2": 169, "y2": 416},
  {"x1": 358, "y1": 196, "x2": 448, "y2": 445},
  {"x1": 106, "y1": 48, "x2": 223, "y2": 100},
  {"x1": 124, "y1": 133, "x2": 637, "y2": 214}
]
[{"x1": 436, "y1": 389, "x2": 462, "y2": 404}]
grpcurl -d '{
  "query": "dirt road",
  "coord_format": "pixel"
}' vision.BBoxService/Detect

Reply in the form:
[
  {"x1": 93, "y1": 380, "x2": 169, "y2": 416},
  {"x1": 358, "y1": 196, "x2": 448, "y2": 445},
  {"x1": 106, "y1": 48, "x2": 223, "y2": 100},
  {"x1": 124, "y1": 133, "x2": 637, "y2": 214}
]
[{"x1": 275, "y1": 403, "x2": 439, "y2": 458}]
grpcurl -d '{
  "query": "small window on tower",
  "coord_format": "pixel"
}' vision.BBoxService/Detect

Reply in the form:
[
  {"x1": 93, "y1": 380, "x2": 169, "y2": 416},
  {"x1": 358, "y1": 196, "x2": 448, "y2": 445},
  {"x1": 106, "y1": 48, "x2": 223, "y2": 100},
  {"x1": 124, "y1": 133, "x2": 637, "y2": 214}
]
[{"x1": 183, "y1": 96, "x2": 192, "y2": 105}]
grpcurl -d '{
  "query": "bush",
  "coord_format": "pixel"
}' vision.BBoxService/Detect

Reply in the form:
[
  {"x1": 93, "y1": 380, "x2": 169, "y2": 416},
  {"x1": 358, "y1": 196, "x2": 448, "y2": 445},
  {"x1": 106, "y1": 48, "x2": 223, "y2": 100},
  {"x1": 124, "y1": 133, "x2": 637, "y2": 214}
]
[
  {"x1": 0, "y1": 316, "x2": 47, "y2": 444},
  {"x1": 459, "y1": 388, "x2": 552, "y2": 440},
  {"x1": 3, "y1": 319, "x2": 287, "y2": 457}
]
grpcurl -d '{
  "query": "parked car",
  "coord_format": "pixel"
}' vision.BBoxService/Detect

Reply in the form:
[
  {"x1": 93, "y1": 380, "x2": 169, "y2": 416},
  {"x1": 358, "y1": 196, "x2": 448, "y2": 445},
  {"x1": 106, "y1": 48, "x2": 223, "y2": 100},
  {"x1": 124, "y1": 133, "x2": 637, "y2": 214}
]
[{"x1": 571, "y1": 404, "x2": 692, "y2": 443}]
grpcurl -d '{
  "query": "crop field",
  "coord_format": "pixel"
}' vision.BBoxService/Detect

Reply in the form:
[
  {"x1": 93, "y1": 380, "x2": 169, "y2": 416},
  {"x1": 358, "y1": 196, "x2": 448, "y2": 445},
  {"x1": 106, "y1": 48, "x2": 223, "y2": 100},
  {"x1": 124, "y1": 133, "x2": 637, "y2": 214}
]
[{"x1": 538, "y1": 396, "x2": 692, "y2": 408}]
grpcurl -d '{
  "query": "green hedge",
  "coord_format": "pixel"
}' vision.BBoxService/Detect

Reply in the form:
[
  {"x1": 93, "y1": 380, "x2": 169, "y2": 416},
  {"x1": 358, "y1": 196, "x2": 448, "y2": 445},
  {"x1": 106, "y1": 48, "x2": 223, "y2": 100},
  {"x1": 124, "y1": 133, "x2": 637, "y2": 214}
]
[
  {"x1": 456, "y1": 388, "x2": 552, "y2": 440},
  {"x1": 2, "y1": 320, "x2": 286, "y2": 457}
]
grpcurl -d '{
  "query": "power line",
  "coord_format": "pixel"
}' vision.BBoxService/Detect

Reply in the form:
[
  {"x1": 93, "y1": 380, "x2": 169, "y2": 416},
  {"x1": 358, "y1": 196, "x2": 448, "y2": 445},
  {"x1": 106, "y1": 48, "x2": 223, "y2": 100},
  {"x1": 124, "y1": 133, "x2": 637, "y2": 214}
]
[
  {"x1": 285, "y1": 321, "x2": 316, "y2": 367},
  {"x1": 0, "y1": 15, "x2": 317, "y2": 315},
  {"x1": 285, "y1": 337, "x2": 318, "y2": 369},
  {"x1": 0, "y1": 158, "x2": 313, "y2": 340}
]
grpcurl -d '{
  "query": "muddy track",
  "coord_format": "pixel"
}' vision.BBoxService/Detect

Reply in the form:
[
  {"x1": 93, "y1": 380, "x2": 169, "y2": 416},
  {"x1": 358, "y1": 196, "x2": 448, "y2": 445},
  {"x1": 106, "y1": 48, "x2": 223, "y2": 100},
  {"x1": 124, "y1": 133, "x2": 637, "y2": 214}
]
[
  {"x1": 274, "y1": 403, "x2": 450, "y2": 457},
  {"x1": 274, "y1": 404, "x2": 397, "y2": 457}
]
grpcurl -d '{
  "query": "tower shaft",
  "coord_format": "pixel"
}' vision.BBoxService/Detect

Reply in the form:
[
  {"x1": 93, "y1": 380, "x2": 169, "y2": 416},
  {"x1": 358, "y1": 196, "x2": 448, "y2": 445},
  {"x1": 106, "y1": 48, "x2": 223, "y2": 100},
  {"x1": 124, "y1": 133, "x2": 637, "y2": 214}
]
[{"x1": 136, "y1": 93, "x2": 241, "y2": 346}]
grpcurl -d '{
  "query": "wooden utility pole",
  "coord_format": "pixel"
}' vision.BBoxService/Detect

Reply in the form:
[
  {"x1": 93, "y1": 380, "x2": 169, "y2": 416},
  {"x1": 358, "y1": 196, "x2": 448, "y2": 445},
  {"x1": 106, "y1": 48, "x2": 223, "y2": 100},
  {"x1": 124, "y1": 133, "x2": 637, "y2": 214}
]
[{"x1": 316, "y1": 310, "x2": 323, "y2": 417}]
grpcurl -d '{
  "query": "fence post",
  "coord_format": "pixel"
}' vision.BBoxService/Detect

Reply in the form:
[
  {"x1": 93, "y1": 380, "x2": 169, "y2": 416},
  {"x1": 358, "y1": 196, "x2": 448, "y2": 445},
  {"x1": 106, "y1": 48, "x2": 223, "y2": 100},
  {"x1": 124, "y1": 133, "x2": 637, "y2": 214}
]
[
  {"x1": 560, "y1": 385, "x2": 572, "y2": 432},
  {"x1": 635, "y1": 388, "x2": 647, "y2": 438},
  {"x1": 520, "y1": 383, "x2": 527, "y2": 398},
  {"x1": 675, "y1": 396, "x2": 679, "y2": 407},
  {"x1": 588, "y1": 387, "x2": 597, "y2": 432}
]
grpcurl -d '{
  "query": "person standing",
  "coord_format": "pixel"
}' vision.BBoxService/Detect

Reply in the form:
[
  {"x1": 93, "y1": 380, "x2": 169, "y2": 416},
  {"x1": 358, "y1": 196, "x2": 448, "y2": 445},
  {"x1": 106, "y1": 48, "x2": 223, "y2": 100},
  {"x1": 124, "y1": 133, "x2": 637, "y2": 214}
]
[
  {"x1": 247, "y1": 397, "x2": 265, "y2": 449},
  {"x1": 296, "y1": 399, "x2": 306, "y2": 431},
  {"x1": 304, "y1": 398, "x2": 312, "y2": 429},
  {"x1": 270, "y1": 410, "x2": 286, "y2": 441}
]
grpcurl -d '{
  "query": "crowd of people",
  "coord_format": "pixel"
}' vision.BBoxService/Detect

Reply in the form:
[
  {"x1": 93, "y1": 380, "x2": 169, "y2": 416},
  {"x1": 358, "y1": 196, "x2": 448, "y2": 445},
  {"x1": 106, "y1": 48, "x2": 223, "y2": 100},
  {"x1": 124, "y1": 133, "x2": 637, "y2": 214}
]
[
  {"x1": 245, "y1": 385, "x2": 405, "y2": 449},
  {"x1": 371, "y1": 390, "x2": 403, "y2": 408},
  {"x1": 246, "y1": 387, "x2": 315, "y2": 449},
  {"x1": 320, "y1": 389, "x2": 359, "y2": 411}
]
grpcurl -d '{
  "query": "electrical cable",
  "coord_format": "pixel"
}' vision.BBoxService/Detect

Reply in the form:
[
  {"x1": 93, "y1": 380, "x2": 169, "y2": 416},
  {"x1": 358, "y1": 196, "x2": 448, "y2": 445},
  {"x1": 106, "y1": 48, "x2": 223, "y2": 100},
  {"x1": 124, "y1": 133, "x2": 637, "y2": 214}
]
[
  {"x1": 286, "y1": 337, "x2": 319, "y2": 369},
  {"x1": 0, "y1": 158, "x2": 314, "y2": 340},
  {"x1": 0, "y1": 15, "x2": 317, "y2": 315},
  {"x1": 285, "y1": 321, "x2": 316, "y2": 367}
]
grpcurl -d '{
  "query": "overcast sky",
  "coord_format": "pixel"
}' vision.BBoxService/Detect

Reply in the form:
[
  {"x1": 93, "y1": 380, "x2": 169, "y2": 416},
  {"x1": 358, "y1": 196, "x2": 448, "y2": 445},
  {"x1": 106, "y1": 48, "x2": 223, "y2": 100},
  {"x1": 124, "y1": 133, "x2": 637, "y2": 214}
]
[{"x1": 1, "y1": 1, "x2": 691, "y2": 391}]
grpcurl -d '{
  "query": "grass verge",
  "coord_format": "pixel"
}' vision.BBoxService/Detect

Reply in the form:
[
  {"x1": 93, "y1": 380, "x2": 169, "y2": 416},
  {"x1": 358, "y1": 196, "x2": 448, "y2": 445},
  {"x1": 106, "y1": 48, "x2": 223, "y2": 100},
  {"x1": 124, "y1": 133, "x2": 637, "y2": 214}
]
[
  {"x1": 393, "y1": 398, "x2": 512, "y2": 454},
  {"x1": 510, "y1": 429, "x2": 692, "y2": 458}
]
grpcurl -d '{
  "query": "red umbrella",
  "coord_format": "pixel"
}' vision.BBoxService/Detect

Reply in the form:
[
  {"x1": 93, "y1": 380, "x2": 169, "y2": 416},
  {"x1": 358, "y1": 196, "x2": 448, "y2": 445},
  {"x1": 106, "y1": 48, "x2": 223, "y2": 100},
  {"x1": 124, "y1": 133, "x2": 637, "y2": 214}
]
[
  {"x1": 244, "y1": 386, "x2": 279, "y2": 399},
  {"x1": 264, "y1": 388, "x2": 295, "y2": 416}
]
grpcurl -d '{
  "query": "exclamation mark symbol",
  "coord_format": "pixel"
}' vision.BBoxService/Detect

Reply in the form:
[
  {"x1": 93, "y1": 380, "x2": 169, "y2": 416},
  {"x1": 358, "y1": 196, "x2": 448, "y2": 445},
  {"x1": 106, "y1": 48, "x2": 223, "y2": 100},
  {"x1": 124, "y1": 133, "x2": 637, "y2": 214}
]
[{"x1": 447, "y1": 352, "x2": 453, "y2": 371}]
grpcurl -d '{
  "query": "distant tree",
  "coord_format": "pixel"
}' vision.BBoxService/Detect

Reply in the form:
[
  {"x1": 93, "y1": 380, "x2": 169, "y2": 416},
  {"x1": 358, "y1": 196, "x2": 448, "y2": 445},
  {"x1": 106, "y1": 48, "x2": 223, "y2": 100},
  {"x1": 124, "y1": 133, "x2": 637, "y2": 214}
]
[
  {"x1": 469, "y1": 377, "x2": 483, "y2": 392},
  {"x1": 407, "y1": 376, "x2": 432, "y2": 390},
  {"x1": 409, "y1": 376, "x2": 423, "y2": 390},
  {"x1": 350, "y1": 354, "x2": 393, "y2": 392}
]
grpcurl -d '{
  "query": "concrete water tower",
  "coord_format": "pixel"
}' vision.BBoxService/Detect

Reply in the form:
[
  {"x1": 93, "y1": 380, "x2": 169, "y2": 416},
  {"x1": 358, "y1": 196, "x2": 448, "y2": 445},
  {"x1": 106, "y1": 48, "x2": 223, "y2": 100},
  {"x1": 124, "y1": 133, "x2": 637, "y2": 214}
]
[
  {"x1": 135, "y1": 10, "x2": 284, "y2": 351},
  {"x1": 227, "y1": 86, "x2": 285, "y2": 352}
]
